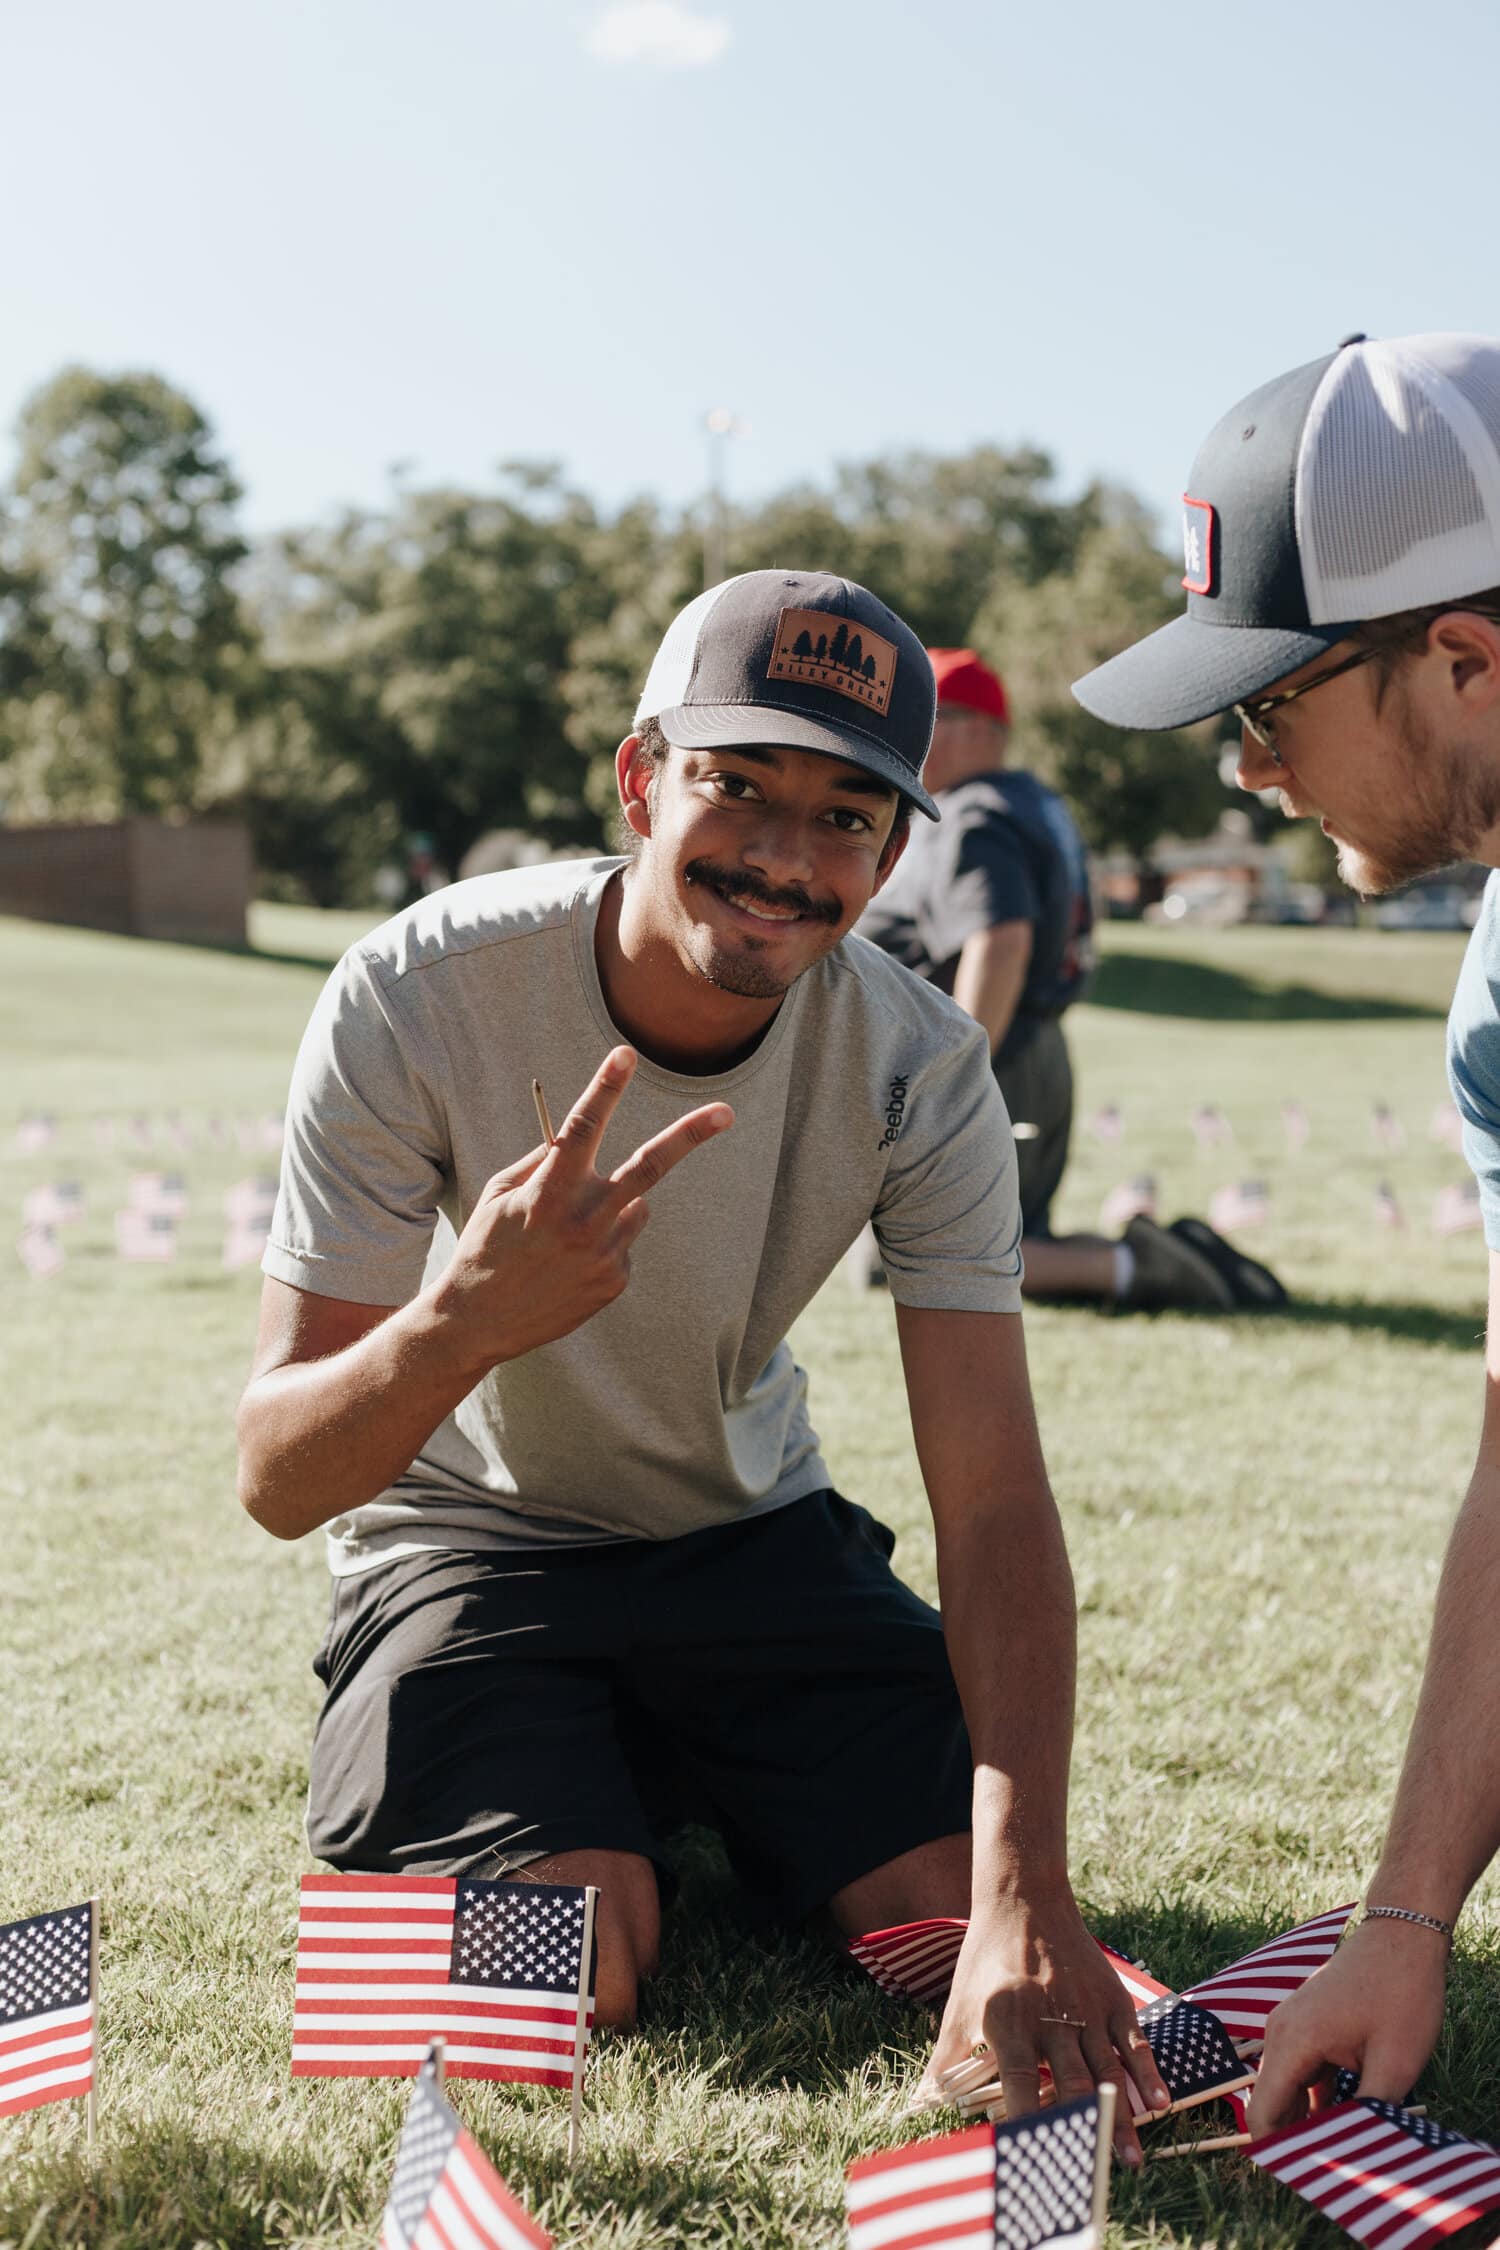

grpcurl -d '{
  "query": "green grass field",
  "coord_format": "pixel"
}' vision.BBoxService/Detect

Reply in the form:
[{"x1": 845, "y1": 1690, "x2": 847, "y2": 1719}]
[{"x1": 4, "y1": 904, "x2": 1498, "y2": 2250}]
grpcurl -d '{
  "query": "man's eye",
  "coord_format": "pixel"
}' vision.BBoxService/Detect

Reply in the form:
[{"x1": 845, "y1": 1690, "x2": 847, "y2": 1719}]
[
  {"x1": 828, "y1": 807, "x2": 874, "y2": 833},
  {"x1": 715, "y1": 773, "x2": 757, "y2": 799}
]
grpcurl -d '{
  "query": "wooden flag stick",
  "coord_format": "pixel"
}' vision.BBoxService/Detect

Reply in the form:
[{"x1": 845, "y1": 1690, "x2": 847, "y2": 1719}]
[
  {"x1": 430, "y1": 2035, "x2": 446, "y2": 2091},
  {"x1": 531, "y1": 1079, "x2": 556, "y2": 1149},
  {"x1": 1148, "y1": 2130, "x2": 1250, "y2": 2162},
  {"x1": 1091, "y1": 2081, "x2": 1117, "y2": 2239},
  {"x1": 566, "y1": 1887, "x2": 598, "y2": 2170},
  {"x1": 85, "y1": 1897, "x2": 99, "y2": 2149}
]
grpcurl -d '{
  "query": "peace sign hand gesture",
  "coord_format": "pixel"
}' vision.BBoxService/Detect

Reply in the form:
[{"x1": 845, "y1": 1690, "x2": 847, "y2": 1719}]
[{"x1": 435, "y1": 1045, "x2": 733, "y2": 1371}]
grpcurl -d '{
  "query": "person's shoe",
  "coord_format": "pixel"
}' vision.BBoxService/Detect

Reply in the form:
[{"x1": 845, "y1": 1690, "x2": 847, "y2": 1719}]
[
  {"x1": 1168, "y1": 1215, "x2": 1290, "y2": 1309},
  {"x1": 1122, "y1": 1215, "x2": 1237, "y2": 1311}
]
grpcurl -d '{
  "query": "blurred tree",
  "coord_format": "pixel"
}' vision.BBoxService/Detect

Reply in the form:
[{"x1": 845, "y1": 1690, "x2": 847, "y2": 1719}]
[
  {"x1": 972, "y1": 502, "x2": 1232, "y2": 857},
  {"x1": 0, "y1": 367, "x2": 254, "y2": 815}
]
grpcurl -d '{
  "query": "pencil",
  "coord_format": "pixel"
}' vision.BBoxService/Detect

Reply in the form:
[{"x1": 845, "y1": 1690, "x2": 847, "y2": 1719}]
[{"x1": 532, "y1": 1077, "x2": 555, "y2": 1148}]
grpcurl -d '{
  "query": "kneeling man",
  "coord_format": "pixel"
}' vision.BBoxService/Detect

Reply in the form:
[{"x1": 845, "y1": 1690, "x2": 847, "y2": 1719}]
[{"x1": 238, "y1": 569, "x2": 1166, "y2": 2152}]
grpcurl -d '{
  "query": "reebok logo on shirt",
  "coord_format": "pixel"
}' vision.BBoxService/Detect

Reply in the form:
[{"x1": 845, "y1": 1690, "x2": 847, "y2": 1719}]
[{"x1": 878, "y1": 1074, "x2": 909, "y2": 1151}]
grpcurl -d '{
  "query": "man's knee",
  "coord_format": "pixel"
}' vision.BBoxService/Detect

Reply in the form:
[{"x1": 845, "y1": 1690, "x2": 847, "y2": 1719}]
[
  {"x1": 506, "y1": 1849, "x2": 660, "y2": 2031},
  {"x1": 826, "y1": 1831, "x2": 972, "y2": 1939}
]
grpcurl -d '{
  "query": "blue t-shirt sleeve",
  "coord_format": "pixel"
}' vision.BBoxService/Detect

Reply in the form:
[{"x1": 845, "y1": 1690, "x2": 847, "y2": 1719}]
[
  {"x1": 1447, "y1": 874, "x2": 1500, "y2": 1249},
  {"x1": 922, "y1": 821, "x2": 1039, "y2": 965}
]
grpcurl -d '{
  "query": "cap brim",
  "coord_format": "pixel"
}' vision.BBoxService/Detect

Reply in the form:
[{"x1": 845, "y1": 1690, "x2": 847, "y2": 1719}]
[
  {"x1": 1072, "y1": 613, "x2": 1348, "y2": 731},
  {"x1": 657, "y1": 701, "x2": 940, "y2": 819}
]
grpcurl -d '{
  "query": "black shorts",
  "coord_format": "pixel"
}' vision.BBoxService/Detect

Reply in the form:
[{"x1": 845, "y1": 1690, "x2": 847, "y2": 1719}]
[{"x1": 306, "y1": 1491, "x2": 972, "y2": 1923}]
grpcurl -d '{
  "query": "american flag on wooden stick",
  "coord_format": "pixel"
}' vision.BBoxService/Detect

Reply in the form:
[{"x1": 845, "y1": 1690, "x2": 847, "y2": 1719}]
[
  {"x1": 1249, "y1": 2100, "x2": 1500, "y2": 2249},
  {"x1": 847, "y1": 1921, "x2": 1170, "y2": 2013},
  {"x1": 1098, "y1": 1175, "x2": 1156, "y2": 1230},
  {"x1": 1283, "y1": 1101, "x2": 1311, "y2": 1151},
  {"x1": 380, "y1": 2046, "x2": 552, "y2": 2250},
  {"x1": 0, "y1": 1901, "x2": 97, "y2": 2120},
  {"x1": 1209, "y1": 1179, "x2": 1269, "y2": 1233},
  {"x1": 1135, "y1": 1998, "x2": 1252, "y2": 2114},
  {"x1": 1433, "y1": 1181, "x2": 1483, "y2": 1236},
  {"x1": 1181, "y1": 1904, "x2": 1355, "y2": 2055},
  {"x1": 847, "y1": 2092, "x2": 1111, "y2": 2250},
  {"x1": 292, "y1": 1876, "x2": 595, "y2": 2089}
]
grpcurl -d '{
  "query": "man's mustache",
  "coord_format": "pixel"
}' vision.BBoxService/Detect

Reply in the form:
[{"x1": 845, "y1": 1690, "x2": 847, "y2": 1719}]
[{"x1": 683, "y1": 860, "x2": 842, "y2": 926}]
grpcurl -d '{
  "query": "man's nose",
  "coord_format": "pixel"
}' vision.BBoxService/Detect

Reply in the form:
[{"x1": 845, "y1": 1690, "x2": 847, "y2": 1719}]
[
  {"x1": 1235, "y1": 722, "x2": 1279, "y2": 794},
  {"x1": 740, "y1": 810, "x2": 817, "y2": 884}
]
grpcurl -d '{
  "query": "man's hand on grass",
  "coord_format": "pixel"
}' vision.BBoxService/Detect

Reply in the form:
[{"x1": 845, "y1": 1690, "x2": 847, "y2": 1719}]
[
  {"x1": 434, "y1": 1045, "x2": 732, "y2": 1368},
  {"x1": 920, "y1": 1886, "x2": 1170, "y2": 2167},
  {"x1": 1249, "y1": 1918, "x2": 1448, "y2": 2133}
]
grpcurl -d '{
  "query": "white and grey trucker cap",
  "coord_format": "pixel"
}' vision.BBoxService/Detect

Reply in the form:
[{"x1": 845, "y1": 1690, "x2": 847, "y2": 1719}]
[
  {"x1": 1074, "y1": 332, "x2": 1500, "y2": 730},
  {"x1": 635, "y1": 569, "x2": 940, "y2": 818}
]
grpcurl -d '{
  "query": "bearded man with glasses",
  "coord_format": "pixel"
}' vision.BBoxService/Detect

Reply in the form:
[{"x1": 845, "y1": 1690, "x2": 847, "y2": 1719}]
[{"x1": 1073, "y1": 332, "x2": 1500, "y2": 2127}]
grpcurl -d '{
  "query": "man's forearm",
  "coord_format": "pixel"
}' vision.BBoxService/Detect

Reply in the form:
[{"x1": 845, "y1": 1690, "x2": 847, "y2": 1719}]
[
  {"x1": 237, "y1": 1286, "x2": 490, "y2": 1540},
  {"x1": 934, "y1": 1488, "x2": 1077, "y2": 1900},
  {"x1": 1367, "y1": 1462, "x2": 1500, "y2": 1919}
]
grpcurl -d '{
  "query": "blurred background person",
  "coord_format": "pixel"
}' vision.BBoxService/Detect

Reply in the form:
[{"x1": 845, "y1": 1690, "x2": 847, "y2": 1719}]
[{"x1": 857, "y1": 649, "x2": 1285, "y2": 1311}]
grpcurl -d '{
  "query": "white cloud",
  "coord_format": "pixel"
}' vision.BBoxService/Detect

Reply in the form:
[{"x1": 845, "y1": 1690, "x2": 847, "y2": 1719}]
[{"x1": 584, "y1": 2, "x2": 732, "y2": 69}]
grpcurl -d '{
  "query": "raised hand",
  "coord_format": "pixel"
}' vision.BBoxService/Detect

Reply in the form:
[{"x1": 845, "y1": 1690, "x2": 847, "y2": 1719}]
[{"x1": 434, "y1": 1045, "x2": 733, "y2": 1369}]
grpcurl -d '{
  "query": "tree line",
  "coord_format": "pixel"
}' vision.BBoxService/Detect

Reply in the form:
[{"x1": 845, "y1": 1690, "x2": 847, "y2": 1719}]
[{"x1": 0, "y1": 366, "x2": 1233, "y2": 906}]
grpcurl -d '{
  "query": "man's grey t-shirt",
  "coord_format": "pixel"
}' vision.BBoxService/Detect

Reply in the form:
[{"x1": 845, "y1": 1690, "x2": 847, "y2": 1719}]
[
  {"x1": 265, "y1": 858, "x2": 1024, "y2": 1575},
  {"x1": 1448, "y1": 870, "x2": 1500, "y2": 1244}
]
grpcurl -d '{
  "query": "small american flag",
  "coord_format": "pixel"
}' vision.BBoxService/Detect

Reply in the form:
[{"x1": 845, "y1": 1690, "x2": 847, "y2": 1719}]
[
  {"x1": 115, "y1": 1210, "x2": 178, "y2": 1262},
  {"x1": 292, "y1": 1875, "x2": 595, "y2": 2086},
  {"x1": 18, "y1": 1226, "x2": 65, "y2": 1279},
  {"x1": 224, "y1": 1176, "x2": 278, "y2": 1225},
  {"x1": 1430, "y1": 1101, "x2": 1465, "y2": 1154},
  {"x1": 1098, "y1": 1175, "x2": 1157, "y2": 1230},
  {"x1": 1136, "y1": 1998, "x2": 1251, "y2": 2112},
  {"x1": 380, "y1": 2047, "x2": 551, "y2": 2250},
  {"x1": 128, "y1": 1171, "x2": 189, "y2": 1218},
  {"x1": 1089, "y1": 1105, "x2": 1124, "y2": 1146},
  {"x1": 1371, "y1": 1103, "x2": 1407, "y2": 1152},
  {"x1": 1191, "y1": 1104, "x2": 1232, "y2": 1149},
  {"x1": 847, "y1": 1922, "x2": 1169, "y2": 2013},
  {"x1": 1283, "y1": 1101, "x2": 1311, "y2": 1152},
  {"x1": 23, "y1": 1183, "x2": 85, "y2": 1229},
  {"x1": 92, "y1": 1118, "x2": 117, "y2": 1152},
  {"x1": 14, "y1": 1112, "x2": 58, "y2": 1154},
  {"x1": 847, "y1": 2094, "x2": 1107, "y2": 2250},
  {"x1": 0, "y1": 1902, "x2": 96, "y2": 2118},
  {"x1": 126, "y1": 1115, "x2": 153, "y2": 1151},
  {"x1": 1182, "y1": 1904, "x2": 1355, "y2": 2055},
  {"x1": 1374, "y1": 1181, "x2": 1404, "y2": 1229},
  {"x1": 163, "y1": 1112, "x2": 193, "y2": 1153},
  {"x1": 1249, "y1": 2100, "x2": 1500, "y2": 2249},
  {"x1": 1433, "y1": 1181, "x2": 1483, "y2": 1236},
  {"x1": 1209, "y1": 1179, "x2": 1269, "y2": 1233}
]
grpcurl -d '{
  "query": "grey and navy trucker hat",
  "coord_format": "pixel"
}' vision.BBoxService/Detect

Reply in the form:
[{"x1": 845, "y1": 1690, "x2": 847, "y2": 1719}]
[
  {"x1": 1074, "y1": 332, "x2": 1500, "y2": 730},
  {"x1": 635, "y1": 569, "x2": 940, "y2": 818}
]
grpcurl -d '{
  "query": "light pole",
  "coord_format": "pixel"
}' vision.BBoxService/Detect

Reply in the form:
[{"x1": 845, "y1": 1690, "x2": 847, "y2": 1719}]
[{"x1": 702, "y1": 408, "x2": 746, "y2": 589}]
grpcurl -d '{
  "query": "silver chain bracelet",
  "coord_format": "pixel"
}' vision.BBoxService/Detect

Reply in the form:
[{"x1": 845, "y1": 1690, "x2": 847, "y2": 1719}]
[{"x1": 1362, "y1": 1904, "x2": 1455, "y2": 1941}]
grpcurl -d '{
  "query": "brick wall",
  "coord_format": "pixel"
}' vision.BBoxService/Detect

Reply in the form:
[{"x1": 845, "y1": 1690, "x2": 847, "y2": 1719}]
[{"x1": 0, "y1": 820, "x2": 253, "y2": 946}]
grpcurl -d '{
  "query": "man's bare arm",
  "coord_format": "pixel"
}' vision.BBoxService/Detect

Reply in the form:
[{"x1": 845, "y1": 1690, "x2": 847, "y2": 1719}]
[
  {"x1": 237, "y1": 1046, "x2": 731, "y2": 1541},
  {"x1": 1253, "y1": 1248, "x2": 1500, "y2": 2127},
  {"x1": 896, "y1": 1304, "x2": 1168, "y2": 2159},
  {"x1": 951, "y1": 921, "x2": 1033, "y2": 1056}
]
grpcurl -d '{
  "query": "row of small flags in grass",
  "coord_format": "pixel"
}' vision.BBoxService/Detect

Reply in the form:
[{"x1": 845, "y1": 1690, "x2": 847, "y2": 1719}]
[
  {"x1": 10, "y1": 1887, "x2": 1500, "y2": 2250},
  {"x1": 14, "y1": 1111, "x2": 284, "y2": 1156},
  {"x1": 1096, "y1": 1172, "x2": 1482, "y2": 1236},
  {"x1": 1087, "y1": 1099, "x2": 1467, "y2": 1155},
  {"x1": 16, "y1": 1174, "x2": 278, "y2": 1278}
]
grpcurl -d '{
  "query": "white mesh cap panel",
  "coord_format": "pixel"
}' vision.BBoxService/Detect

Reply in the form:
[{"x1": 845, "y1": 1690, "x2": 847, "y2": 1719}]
[
  {"x1": 633, "y1": 575, "x2": 757, "y2": 726},
  {"x1": 1296, "y1": 335, "x2": 1500, "y2": 623}
]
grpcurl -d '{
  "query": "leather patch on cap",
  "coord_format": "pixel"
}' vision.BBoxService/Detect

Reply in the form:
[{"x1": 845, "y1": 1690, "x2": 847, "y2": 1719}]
[
  {"x1": 1181, "y1": 495, "x2": 1216, "y2": 596},
  {"x1": 768, "y1": 608, "x2": 896, "y2": 716}
]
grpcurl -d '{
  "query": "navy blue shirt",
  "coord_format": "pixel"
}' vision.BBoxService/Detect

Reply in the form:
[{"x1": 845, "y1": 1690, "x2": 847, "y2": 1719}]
[{"x1": 859, "y1": 770, "x2": 1094, "y2": 1066}]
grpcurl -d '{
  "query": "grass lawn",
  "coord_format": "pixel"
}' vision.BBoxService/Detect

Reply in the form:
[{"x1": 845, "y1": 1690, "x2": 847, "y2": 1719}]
[{"x1": 3, "y1": 903, "x2": 1497, "y2": 2249}]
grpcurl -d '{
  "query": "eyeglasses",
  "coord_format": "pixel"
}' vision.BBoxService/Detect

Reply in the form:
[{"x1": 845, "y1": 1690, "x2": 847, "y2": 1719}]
[
  {"x1": 1233, "y1": 641, "x2": 1391, "y2": 752},
  {"x1": 1234, "y1": 601, "x2": 1500, "y2": 754}
]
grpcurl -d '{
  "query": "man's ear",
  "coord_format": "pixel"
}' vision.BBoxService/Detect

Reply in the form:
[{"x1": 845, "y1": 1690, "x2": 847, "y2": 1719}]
[
  {"x1": 870, "y1": 809, "x2": 911, "y2": 895},
  {"x1": 616, "y1": 734, "x2": 653, "y2": 843},
  {"x1": 1433, "y1": 612, "x2": 1500, "y2": 715}
]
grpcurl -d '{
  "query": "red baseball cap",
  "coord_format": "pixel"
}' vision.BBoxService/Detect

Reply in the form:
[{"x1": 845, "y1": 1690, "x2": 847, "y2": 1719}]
[{"x1": 927, "y1": 647, "x2": 1010, "y2": 726}]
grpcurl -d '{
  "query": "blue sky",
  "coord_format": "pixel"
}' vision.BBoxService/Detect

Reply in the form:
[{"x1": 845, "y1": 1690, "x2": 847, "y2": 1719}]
[{"x1": 5, "y1": 0, "x2": 1498, "y2": 539}]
